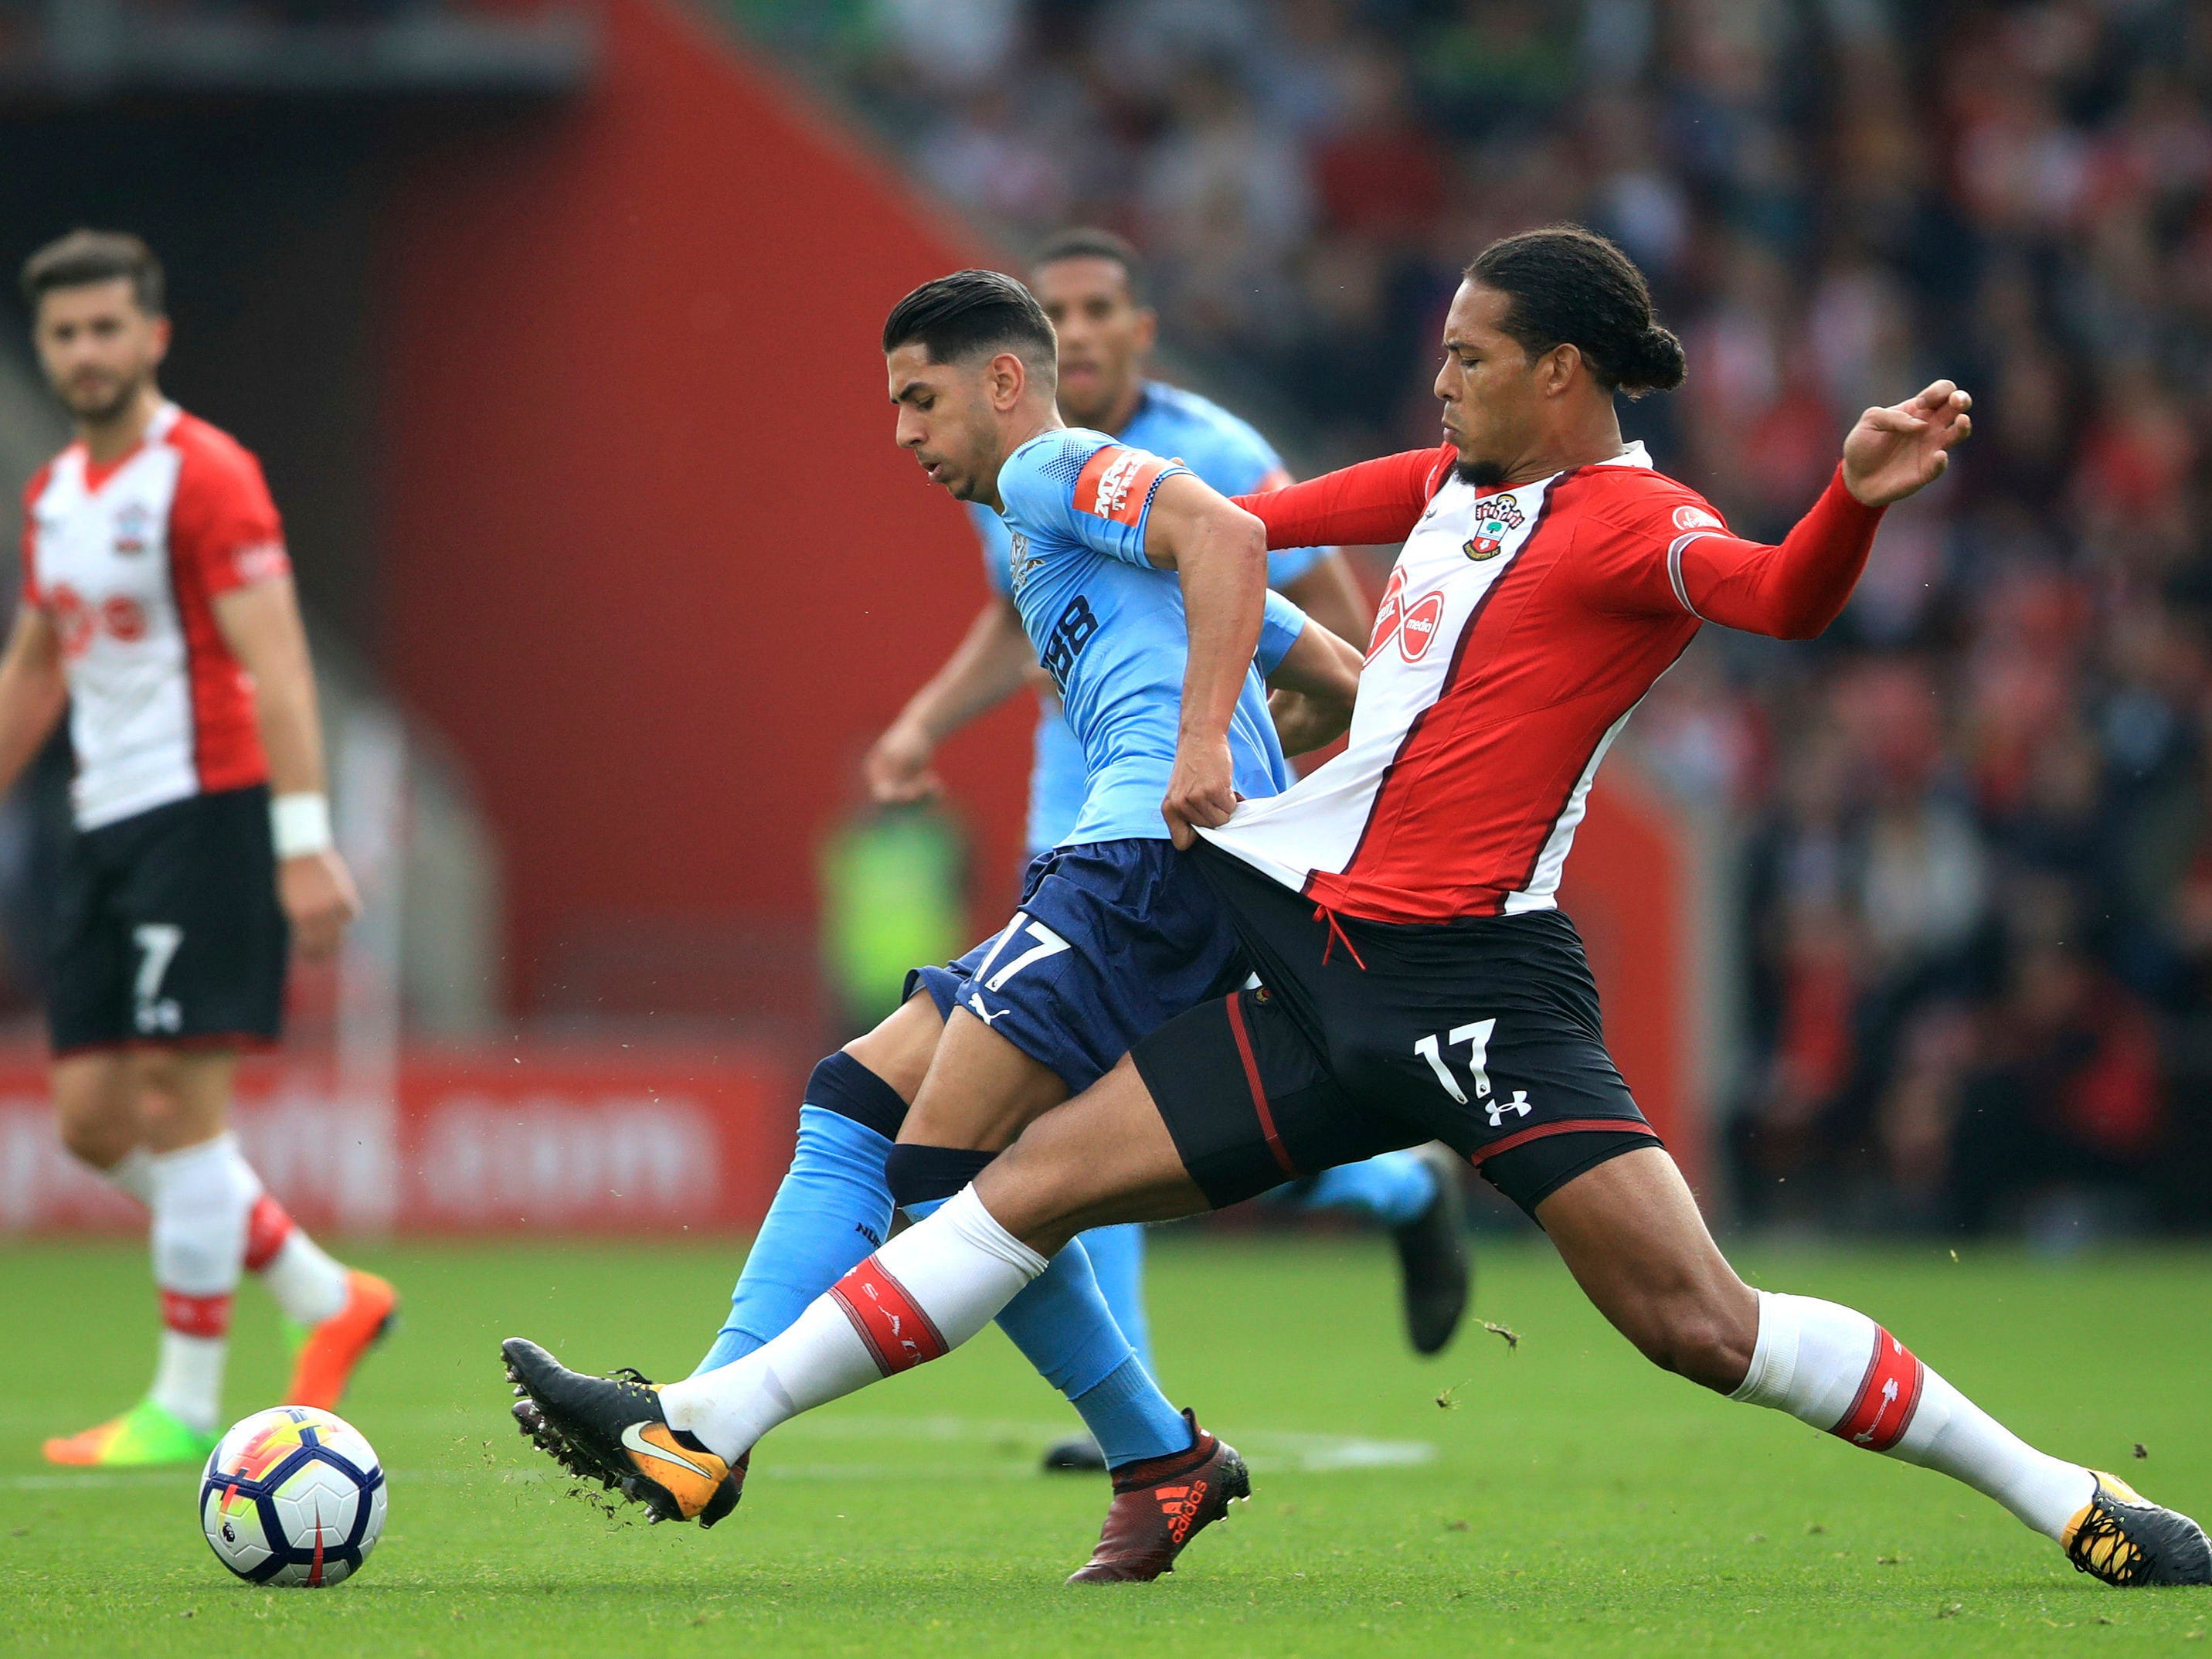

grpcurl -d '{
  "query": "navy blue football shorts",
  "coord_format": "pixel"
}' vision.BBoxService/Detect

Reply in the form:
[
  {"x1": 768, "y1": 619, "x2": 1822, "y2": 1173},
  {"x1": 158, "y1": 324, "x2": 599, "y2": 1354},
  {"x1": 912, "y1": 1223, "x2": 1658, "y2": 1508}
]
[{"x1": 908, "y1": 838, "x2": 1253, "y2": 1096}]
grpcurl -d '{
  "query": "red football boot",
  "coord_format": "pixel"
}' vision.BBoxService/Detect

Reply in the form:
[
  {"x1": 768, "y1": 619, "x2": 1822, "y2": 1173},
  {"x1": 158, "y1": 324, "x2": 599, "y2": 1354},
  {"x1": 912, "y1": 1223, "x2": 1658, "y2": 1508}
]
[{"x1": 1066, "y1": 1409, "x2": 1250, "y2": 1584}]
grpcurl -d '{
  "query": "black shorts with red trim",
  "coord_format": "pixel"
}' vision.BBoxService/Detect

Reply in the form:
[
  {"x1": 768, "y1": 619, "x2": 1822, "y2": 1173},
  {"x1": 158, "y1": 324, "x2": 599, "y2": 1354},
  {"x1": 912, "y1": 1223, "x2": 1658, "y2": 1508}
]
[
  {"x1": 48, "y1": 785, "x2": 287, "y2": 1056},
  {"x1": 1130, "y1": 843, "x2": 1658, "y2": 1219}
]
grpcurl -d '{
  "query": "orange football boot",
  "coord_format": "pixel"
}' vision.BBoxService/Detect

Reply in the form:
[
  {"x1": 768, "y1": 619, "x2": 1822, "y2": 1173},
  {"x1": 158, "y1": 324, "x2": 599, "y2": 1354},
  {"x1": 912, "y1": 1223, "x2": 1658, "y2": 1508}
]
[{"x1": 284, "y1": 1269, "x2": 398, "y2": 1410}]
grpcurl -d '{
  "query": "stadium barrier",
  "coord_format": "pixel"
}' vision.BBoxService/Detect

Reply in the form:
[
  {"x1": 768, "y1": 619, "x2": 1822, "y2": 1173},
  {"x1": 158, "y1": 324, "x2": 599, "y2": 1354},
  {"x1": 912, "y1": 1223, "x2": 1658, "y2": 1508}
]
[{"x1": 0, "y1": 1044, "x2": 801, "y2": 1236}]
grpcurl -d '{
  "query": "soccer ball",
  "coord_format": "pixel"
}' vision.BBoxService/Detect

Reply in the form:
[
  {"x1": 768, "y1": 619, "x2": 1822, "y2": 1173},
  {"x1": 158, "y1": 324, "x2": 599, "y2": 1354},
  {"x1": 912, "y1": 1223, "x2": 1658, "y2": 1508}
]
[{"x1": 199, "y1": 1406, "x2": 386, "y2": 1586}]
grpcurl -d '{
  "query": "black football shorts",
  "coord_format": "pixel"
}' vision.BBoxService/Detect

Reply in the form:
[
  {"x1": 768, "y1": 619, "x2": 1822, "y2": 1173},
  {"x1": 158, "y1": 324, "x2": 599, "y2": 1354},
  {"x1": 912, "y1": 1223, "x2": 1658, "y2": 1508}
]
[
  {"x1": 48, "y1": 784, "x2": 287, "y2": 1056},
  {"x1": 1131, "y1": 843, "x2": 1659, "y2": 1219}
]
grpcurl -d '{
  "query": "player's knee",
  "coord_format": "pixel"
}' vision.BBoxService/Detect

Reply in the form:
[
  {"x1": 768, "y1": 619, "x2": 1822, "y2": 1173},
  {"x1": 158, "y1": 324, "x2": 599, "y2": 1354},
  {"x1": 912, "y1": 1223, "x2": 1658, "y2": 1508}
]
[
  {"x1": 842, "y1": 992, "x2": 940, "y2": 1104},
  {"x1": 1633, "y1": 1290, "x2": 1757, "y2": 1393},
  {"x1": 977, "y1": 1112, "x2": 1098, "y2": 1247},
  {"x1": 53, "y1": 1062, "x2": 134, "y2": 1168}
]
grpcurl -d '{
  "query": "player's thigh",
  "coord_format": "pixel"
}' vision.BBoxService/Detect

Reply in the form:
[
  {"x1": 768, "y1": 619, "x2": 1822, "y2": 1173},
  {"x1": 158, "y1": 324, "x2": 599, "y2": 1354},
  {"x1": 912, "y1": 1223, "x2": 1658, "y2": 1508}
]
[
  {"x1": 132, "y1": 1048, "x2": 237, "y2": 1152},
  {"x1": 51, "y1": 1052, "x2": 141, "y2": 1166},
  {"x1": 1133, "y1": 986, "x2": 1425, "y2": 1211},
  {"x1": 1535, "y1": 1145, "x2": 1756, "y2": 1389},
  {"x1": 979, "y1": 1054, "x2": 1211, "y2": 1255},
  {"x1": 902, "y1": 1005, "x2": 1070, "y2": 1153},
  {"x1": 842, "y1": 988, "x2": 946, "y2": 1105}
]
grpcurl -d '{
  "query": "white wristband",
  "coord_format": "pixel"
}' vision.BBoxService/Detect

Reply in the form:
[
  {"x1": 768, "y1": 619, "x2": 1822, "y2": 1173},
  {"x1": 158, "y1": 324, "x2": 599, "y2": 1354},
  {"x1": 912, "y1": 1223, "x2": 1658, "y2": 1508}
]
[{"x1": 270, "y1": 792, "x2": 333, "y2": 860}]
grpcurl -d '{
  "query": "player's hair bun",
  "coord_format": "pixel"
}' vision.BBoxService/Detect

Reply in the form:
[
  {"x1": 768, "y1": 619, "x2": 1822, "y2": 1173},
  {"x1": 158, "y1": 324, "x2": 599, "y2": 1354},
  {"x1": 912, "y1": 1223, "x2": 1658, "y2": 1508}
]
[
  {"x1": 1616, "y1": 325, "x2": 1686, "y2": 395},
  {"x1": 1466, "y1": 226, "x2": 1687, "y2": 399}
]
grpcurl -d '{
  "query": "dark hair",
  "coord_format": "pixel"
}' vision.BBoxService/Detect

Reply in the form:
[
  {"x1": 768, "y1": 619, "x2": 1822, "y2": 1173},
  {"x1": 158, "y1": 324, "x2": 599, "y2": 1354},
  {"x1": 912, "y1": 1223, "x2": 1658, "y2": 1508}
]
[
  {"x1": 1031, "y1": 226, "x2": 1148, "y2": 305},
  {"x1": 20, "y1": 228, "x2": 165, "y2": 317},
  {"x1": 1465, "y1": 226, "x2": 1684, "y2": 396},
  {"x1": 882, "y1": 269, "x2": 1057, "y2": 378}
]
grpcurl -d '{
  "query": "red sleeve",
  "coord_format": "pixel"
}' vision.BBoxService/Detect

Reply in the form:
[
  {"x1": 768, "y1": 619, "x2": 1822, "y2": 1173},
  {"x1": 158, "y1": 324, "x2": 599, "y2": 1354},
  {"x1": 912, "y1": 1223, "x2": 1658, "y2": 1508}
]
[
  {"x1": 1675, "y1": 468, "x2": 1885, "y2": 640},
  {"x1": 1232, "y1": 444, "x2": 1453, "y2": 549},
  {"x1": 18, "y1": 464, "x2": 49, "y2": 608},
  {"x1": 168, "y1": 433, "x2": 290, "y2": 598}
]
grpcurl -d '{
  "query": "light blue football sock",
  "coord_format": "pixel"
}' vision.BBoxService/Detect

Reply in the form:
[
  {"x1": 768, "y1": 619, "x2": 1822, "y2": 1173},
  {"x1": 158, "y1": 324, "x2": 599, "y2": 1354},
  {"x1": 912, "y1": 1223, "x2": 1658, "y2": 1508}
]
[
  {"x1": 1284, "y1": 1149, "x2": 1438, "y2": 1229},
  {"x1": 1076, "y1": 1222, "x2": 1153, "y2": 1373},
  {"x1": 906, "y1": 1198, "x2": 1189, "y2": 1468},
  {"x1": 695, "y1": 1101, "x2": 896, "y2": 1375},
  {"x1": 1069, "y1": 1355, "x2": 1188, "y2": 1467}
]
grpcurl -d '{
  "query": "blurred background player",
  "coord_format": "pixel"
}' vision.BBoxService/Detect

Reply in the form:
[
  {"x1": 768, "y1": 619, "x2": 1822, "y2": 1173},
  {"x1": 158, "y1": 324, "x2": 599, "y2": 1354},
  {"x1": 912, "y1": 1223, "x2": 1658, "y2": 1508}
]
[
  {"x1": 858, "y1": 230, "x2": 1469, "y2": 1470},
  {"x1": 0, "y1": 231, "x2": 395, "y2": 1467}
]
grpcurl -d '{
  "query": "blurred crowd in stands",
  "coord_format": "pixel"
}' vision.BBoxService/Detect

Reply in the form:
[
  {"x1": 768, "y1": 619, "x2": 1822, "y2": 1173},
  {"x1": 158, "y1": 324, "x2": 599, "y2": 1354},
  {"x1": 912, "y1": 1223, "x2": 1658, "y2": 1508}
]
[{"x1": 742, "y1": 0, "x2": 2212, "y2": 1238}]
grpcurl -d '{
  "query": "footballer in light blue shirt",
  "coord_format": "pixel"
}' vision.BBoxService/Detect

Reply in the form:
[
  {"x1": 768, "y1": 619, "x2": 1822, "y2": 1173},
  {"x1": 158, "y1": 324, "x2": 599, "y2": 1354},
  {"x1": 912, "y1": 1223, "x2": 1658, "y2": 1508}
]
[{"x1": 856, "y1": 239, "x2": 1468, "y2": 1474}]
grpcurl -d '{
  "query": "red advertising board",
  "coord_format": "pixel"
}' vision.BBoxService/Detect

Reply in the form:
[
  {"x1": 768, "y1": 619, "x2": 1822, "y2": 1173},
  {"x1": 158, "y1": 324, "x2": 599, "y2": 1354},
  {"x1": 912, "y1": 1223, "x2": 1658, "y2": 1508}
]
[{"x1": 0, "y1": 1045, "x2": 801, "y2": 1236}]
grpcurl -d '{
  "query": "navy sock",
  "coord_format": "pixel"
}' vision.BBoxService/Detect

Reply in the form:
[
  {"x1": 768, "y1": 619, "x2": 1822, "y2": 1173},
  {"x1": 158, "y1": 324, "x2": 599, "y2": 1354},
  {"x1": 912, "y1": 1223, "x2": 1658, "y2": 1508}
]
[
  {"x1": 1285, "y1": 1150, "x2": 1439, "y2": 1229},
  {"x1": 694, "y1": 1055, "x2": 904, "y2": 1375}
]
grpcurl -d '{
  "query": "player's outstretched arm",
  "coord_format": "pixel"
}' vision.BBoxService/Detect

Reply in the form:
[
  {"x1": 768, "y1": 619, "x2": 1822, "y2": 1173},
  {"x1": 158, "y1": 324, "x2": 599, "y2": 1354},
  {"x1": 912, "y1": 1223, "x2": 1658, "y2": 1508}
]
[
  {"x1": 864, "y1": 594, "x2": 1035, "y2": 804},
  {"x1": 212, "y1": 576, "x2": 361, "y2": 961},
  {"x1": 1143, "y1": 471, "x2": 1268, "y2": 847},
  {"x1": 1675, "y1": 382, "x2": 1972, "y2": 641},
  {"x1": 1232, "y1": 446, "x2": 1445, "y2": 552},
  {"x1": 0, "y1": 604, "x2": 66, "y2": 802},
  {"x1": 1266, "y1": 618, "x2": 1364, "y2": 756}
]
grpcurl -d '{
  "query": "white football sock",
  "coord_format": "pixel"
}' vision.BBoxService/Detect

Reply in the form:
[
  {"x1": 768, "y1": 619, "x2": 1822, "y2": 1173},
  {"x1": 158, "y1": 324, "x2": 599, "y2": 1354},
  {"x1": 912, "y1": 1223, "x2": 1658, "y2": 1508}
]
[
  {"x1": 144, "y1": 1134, "x2": 258, "y2": 1433},
  {"x1": 244, "y1": 1193, "x2": 351, "y2": 1327},
  {"x1": 1732, "y1": 1290, "x2": 2095, "y2": 1539},
  {"x1": 148, "y1": 1134, "x2": 256, "y2": 1297},
  {"x1": 663, "y1": 1185, "x2": 1047, "y2": 1461},
  {"x1": 97, "y1": 1146, "x2": 155, "y2": 1208},
  {"x1": 151, "y1": 1334, "x2": 226, "y2": 1436}
]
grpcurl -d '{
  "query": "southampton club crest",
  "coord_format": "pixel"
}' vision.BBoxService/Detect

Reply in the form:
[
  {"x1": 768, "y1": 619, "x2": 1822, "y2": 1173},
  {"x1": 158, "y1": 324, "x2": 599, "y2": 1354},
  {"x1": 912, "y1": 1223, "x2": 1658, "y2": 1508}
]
[
  {"x1": 113, "y1": 501, "x2": 154, "y2": 556},
  {"x1": 1463, "y1": 498, "x2": 1524, "y2": 560}
]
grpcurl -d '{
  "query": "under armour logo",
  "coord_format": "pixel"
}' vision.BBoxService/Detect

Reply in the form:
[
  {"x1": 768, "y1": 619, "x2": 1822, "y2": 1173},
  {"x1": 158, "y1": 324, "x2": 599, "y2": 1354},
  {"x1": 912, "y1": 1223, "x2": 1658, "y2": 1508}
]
[
  {"x1": 1853, "y1": 1378, "x2": 1901, "y2": 1444},
  {"x1": 1485, "y1": 1090, "x2": 1532, "y2": 1130}
]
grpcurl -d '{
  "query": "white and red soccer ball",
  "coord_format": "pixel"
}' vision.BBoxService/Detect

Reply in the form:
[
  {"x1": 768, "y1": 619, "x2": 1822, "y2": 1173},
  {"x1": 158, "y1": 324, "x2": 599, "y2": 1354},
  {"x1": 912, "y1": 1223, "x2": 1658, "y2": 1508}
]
[{"x1": 199, "y1": 1406, "x2": 386, "y2": 1587}]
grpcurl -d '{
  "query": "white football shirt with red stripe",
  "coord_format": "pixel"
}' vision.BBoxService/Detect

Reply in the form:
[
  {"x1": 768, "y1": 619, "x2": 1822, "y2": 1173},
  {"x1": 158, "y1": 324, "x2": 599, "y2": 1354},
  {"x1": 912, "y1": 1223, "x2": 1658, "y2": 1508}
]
[
  {"x1": 1206, "y1": 440, "x2": 1882, "y2": 923},
  {"x1": 20, "y1": 403, "x2": 289, "y2": 829}
]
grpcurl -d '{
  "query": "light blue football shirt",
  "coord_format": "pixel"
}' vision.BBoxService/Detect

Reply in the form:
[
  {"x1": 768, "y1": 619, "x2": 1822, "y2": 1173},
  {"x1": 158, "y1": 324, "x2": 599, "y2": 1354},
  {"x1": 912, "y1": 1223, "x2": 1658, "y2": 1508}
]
[
  {"x1": 973, "y1": 381, "x2": 1329, "y2": 852},
  {"x1": 988, "y1": 425, "x2": 1303, "y2": 848}
]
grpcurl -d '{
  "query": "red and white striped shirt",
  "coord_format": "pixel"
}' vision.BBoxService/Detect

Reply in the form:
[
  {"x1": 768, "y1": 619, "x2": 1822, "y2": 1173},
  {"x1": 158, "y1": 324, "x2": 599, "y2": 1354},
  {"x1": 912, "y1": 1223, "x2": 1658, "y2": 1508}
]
[
  {"x1": 20, "y1": 403, "x2": 288, "y2": 829},
  {"x1": 1207, "y1": 440, "x2": 1882, "y2": 923}
]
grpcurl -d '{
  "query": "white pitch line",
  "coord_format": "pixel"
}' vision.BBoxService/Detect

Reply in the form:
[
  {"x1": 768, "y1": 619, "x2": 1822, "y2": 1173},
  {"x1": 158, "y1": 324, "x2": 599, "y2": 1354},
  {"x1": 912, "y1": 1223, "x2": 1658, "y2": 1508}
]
[{"x1": 1, "y1": 1426, "x2": 1435, "y2": 1495}]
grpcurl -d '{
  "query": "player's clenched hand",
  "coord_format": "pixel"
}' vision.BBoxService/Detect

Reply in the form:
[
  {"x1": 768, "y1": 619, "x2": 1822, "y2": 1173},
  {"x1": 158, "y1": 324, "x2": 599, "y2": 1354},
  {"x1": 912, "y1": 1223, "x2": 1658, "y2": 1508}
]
[
  {"x1": 280, "y1": 848, "x2": 361, "y2": 962},
  {"x1": 1842, "y1": 380, "x2": 1972, "y2": 508},
  {"x1": 1162, "y1": 736, "x2": 1239, "y2": 849},
  {"x1": 862, "y1": 716, "x2": 943, "y2": 804}
]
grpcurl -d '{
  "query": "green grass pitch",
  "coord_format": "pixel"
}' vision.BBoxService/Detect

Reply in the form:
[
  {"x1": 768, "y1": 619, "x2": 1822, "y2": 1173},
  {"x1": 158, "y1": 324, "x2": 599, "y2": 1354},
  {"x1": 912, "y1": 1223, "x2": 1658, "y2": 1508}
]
[{"x1": 1, "y1": 1231, "x2": 2207, "y2": 1656}]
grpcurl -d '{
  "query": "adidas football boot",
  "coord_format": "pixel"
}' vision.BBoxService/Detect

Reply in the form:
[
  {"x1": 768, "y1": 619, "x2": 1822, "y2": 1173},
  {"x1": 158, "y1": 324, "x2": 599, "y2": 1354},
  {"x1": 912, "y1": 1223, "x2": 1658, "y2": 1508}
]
[
  {"x1": 502, "y1": 1338, "x2": 744, "y2": 1526},
  {"x1": 1066, "y1": 1408, "x2": 1249, "y2": 1584}
]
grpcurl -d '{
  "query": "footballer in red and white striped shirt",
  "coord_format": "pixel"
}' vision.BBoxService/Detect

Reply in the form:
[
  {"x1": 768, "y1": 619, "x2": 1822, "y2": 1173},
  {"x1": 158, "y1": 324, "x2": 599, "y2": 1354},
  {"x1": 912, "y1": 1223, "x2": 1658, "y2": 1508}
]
[{"x1": 2, "y1": 231, "x2": 394, "y2": 1468}]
